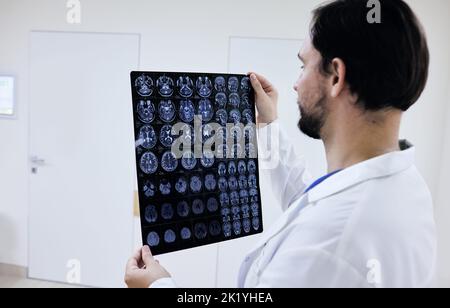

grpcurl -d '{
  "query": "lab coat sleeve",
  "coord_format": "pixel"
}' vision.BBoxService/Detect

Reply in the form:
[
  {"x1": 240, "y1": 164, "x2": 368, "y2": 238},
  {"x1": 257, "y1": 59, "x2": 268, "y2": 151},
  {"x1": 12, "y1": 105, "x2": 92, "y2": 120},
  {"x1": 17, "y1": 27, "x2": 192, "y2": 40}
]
[
  {"x1": 150, "y1": 277, "x2": 178, "y2": 288},
  {"x1": 257, "y1": 121, "x2": 311, "y2": 211},
  {"x1": 254, "y1": 248, "x2": 370, "y2": 288}
]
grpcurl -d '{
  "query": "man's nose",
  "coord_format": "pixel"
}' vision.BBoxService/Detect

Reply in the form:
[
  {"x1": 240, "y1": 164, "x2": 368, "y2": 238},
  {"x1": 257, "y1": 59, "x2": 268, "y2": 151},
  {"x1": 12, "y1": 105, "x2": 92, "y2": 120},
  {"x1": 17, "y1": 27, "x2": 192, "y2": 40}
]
[{"x1": 293, "y1": 82, "x2": 298, "y2": 92}]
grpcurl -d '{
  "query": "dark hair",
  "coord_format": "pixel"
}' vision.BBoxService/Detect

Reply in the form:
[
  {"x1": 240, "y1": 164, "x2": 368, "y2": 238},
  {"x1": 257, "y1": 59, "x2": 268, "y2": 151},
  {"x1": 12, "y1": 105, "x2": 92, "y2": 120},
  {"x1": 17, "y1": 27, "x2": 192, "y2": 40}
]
[{"x1": 311, "y1": 0, "x2": 429, "y2": 111}]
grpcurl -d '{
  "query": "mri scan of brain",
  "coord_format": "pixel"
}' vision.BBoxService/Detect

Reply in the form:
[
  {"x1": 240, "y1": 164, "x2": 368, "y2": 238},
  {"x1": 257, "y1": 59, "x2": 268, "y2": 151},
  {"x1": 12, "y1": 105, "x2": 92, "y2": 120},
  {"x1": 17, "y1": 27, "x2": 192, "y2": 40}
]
[
  {"x1": 246, "y1": 143, "x2": 257, "y2": 159},
  {"x1": 137, "y1": 100, "x2": 156, "y2": 123},
  {"x1": 164, "y1": 229, "x2": 177, "y2": 244},
  {"x1": 243, "y1": 218, "x2": 251, "y2": 233},
  {"x1": 229, "y1": 109, "x2": 241, "y2": 125},
  {"x1": 215, "y1": 76, "x2": 227, "y2": 92},
  {"x1": 147, "y1": 231, "x2": 160, "y2": 247},
  {"x1": 175, "y1": 176, "x2": 188, "y2": 194},
  {"x1": 140, "y1": 152, "x2": 158, "y2": 174},
  {"x1": 221, "y1": 207, "x2": 231, "y2": 217},
  {"x1": 198, "y1": 99, "x2": 214, "y2": 122},
  {"x1": 202, "y1": 124, "x2": 215, "y2": 143},
  {"x1": 192, "y1": 199, "x2": 205, "y2": 215},
  {"x1": 177, "y1": 76, "x2": 194, "y2": 98},
  {"x1": 196, "y1": 77, "x2": 213, "y2": 98},
  {"x1": 252, "y1": 217, "x2": 260, "y2": 231},
  {"x1": 251, "y1": 202, "x2": 259, "y2": 216},
  {"x1": 194, "y1": 223, "x2": 208, "y2": 240},
  {"x1": 230, "y1": 126, "x2": 243, "y2": 141},
  {"x1": 237, "y1": 161, "x2": 247, "y2": 175},
  {"x1": 160, "y1": 125, "x2": 174, "y2": 148},
  {"x1": 201, "y1": 151, "x2": 215, "y2": 168},
  {"x1": 230, "y1": 191, "x2": 240, "y2": 206},
  {"x1": 205, "y1": 174, "x2": 217, "y2": 191},
  {"x1": 228, "y1": 161, "x2": 237, "y2": 176},
  {"x1": 159, "y1": 100, "x2": 176, "y2": 123},
  {"x1": 138, "y1": 125, "x2": 157, "y2": 150},
  {"x1": 244, "y1": 125, "x2": 256, "y2": 141},
  {"x1": 241, "y1": 94, "x2": 251, "y2": 109},
  {"x1": 228, "y1": 77, "x2": 239, "y2": 92},
  {"x1": 190, "y1": 176, "x2": 203, "y2": 193},
  {"x1": 161, "y1": 151, "x2": 178, "y2": 172},
  {"x1": 143, "y1": 180, "x2": 156, "y2": 198},
  {"x1": 231, "y1": 144, "x2": 243, "y2": 159},
  {"x1": 220, "y1": 192, "x2": 230, "y2": 207},
  {"x1": 178, "y1": 124, "x2": 196, "y2": 146},
  {"x1": 229, "y1": 93, "x2": 240, "y2": 108},
  {"x1": 209, "y1": 220, "x2": 222, "y2": 237},
  {"x1": 248, "y1": 160, "x2": 257, "y2": 174},
  {"x1": 241, "y1": 77, "x2": 251, "y2": 92},
  {"x1": 207, "y1": 197, "x2": 219, "y2": 213},
  {"x1": 248, "y1": 174, "x2": 257, "y2": 188},
  {"x1": 231, "y1": 205, "x2": 240, "y2": 216},
  {"x1": 218, "y1": 177, "x2": 228, "y2": 192},
  {"x1": 238, "y1": 176, "x2": 248, "y2": 190},
  {"x1": 228, "y1": 176, "x2": 238, "y2": 191},
  {"x1": 240, "y1": 190, "x2": 249, "y2": 204},
  {"x1": 215, "y1": 93, "x2": 227, "y2": 109},
  {"x1": 216, "y1": 109, "x2": 228, "y2": 126},
  {"x1": 161, "y1": 203, "x2": 174, "y2": 220},
  {"x1": 135, "y1": 75, "x2": 154, "y2": 97},
  {"x1": 157, "y1": 76, "x2": 174, "y2": 97},
  {"x1": 180, "y1": 227, "x2": 192, "y2": 240},
  {"x1": 250, "y1": 188, "x2": 259, "y2": 202},
  {"x1": 241, "y1": 204, "x2": 250, "y2": 219},
  {"x1": 145, "y1": 205, "x2": 158, "y2": 224},
  {"x1": 177, "y1": 201, "x2": 190, "y2": 218},
  {"x1": 223, "y1": 222, "x2": 232, "y2": 237},
  {"x1": 218, "y1": 162, "x2": 227, "y2": 177},
  {"x1": 233, "y1": 220, "x2": 242, "y2": 236},
  {"x1": 179, "y1": 99, "x2": 195, "y2": 123},
  {"x1": 242, "y1": 109, "x2": 254, "y2": 125},
  {"x1": 181, "y1": 151, "x2": 197, "y2": 170},
  {"x1": 159, "y1": 179, "x2": 172, "y2": 196}
]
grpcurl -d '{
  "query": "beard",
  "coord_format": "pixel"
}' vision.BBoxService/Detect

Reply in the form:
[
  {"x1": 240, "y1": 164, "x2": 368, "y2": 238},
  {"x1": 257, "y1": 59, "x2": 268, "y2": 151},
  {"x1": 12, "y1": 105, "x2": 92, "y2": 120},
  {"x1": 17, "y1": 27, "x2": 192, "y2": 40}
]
[{"x1": 297, "y1": 95, "x2": 328, "y2": 140}]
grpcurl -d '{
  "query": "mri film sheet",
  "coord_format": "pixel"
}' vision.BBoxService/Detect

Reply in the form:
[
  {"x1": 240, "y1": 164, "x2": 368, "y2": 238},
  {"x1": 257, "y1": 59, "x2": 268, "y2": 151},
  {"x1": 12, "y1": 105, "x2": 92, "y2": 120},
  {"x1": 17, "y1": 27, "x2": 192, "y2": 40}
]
[{"x1": 131, "y1": 71, "x2": 263, "y2": 255}]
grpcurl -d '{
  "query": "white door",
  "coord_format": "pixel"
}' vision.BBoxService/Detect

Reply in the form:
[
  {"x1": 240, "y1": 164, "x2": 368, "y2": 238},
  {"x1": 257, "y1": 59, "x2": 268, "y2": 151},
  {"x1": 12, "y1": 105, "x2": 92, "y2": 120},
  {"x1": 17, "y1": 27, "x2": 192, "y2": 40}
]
[
  {"x1": 215, "y1": 37, "x2": 327, "y2": 287},
  {"x1": 29, "y1": 31, "x2": 140, "y2": 287}
]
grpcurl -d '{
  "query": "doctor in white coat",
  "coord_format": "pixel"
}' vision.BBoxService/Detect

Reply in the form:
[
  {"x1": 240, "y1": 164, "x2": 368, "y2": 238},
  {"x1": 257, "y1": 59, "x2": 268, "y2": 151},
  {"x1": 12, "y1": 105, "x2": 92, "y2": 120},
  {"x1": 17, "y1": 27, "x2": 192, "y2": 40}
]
[{"x1": 125, "y1": 0, "x2": 436, "y2": 288}]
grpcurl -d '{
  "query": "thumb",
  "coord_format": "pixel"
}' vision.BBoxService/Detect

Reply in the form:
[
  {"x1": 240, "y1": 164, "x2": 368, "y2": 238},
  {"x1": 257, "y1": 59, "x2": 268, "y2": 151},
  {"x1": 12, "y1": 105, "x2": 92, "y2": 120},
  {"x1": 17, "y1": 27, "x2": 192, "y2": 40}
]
[
  {"x1": 249, "y1": 74, "x2": 264, "y2": 95},
  {"x1": 141, "y1": 245, "x2": 155, "y2": 267}
]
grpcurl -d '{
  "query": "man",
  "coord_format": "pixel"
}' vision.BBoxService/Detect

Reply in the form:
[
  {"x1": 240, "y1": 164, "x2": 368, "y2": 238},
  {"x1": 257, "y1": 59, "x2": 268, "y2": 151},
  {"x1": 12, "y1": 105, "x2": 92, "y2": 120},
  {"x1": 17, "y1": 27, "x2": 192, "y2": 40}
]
[{"x1": 125, "y1": 0, "x2": 436, "y2": 288}]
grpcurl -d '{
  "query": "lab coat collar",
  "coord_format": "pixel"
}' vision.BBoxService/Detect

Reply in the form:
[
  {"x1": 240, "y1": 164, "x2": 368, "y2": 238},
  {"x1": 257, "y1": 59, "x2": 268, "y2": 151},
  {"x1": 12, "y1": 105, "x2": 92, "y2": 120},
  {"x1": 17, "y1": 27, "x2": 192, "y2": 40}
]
[{"x1": 307, "y1": 144, "x2": 416, "y2": 204}]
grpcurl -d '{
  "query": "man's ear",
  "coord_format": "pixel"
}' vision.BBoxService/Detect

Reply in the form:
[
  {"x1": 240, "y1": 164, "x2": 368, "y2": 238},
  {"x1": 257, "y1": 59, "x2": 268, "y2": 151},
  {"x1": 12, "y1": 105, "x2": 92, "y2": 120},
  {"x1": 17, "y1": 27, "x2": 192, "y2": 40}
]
[{"x1": 329, "y1": 58, "x2": 346, "y2": 98}]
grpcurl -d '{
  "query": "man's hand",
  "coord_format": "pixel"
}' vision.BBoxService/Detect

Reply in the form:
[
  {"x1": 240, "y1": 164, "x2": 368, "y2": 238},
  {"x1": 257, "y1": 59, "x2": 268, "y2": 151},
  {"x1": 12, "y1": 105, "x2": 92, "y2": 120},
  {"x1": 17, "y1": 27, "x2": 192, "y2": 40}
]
[
  {"x1": 125, "y1": 246, "x2": 171, "y2": 288},
  {"x1": 248, "y1": 72, "x2": 279, "y2": 126}
]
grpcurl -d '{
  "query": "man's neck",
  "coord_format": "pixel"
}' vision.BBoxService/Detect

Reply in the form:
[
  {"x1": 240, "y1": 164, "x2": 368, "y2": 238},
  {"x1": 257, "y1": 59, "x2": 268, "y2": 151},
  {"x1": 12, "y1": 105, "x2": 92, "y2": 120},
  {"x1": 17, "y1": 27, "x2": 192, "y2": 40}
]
[{"x1": 322, "y1": 109, "x2": 402, "y2": 173}]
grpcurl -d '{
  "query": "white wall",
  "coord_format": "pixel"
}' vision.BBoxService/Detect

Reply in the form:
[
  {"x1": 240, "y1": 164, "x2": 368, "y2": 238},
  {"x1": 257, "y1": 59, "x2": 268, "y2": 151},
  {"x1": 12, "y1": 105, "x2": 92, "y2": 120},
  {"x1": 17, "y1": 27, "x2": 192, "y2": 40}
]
[{"x1": 0, "y1": 0, "x2": 449, "y2": 286}]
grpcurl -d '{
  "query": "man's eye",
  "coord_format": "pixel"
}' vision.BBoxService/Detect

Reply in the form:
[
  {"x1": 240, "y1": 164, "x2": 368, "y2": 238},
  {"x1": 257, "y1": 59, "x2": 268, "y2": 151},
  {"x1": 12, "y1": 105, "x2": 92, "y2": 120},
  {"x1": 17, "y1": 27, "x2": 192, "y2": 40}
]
[{"x1": 300, "y1": 65, "x2": 305, "y2": 70}]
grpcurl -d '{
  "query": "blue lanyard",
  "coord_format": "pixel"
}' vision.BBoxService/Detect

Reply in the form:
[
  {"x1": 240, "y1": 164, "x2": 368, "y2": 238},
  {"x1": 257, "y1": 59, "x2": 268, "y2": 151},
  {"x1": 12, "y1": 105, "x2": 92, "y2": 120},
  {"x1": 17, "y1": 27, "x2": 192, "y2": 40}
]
[{"x1": 304, "y1": 169, "x2": 343, "y2": 194}]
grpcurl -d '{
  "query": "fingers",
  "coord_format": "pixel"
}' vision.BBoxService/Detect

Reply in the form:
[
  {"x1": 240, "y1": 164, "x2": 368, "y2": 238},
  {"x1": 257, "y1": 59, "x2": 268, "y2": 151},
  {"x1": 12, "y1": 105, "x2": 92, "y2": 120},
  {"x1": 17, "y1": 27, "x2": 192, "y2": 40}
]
[
  {"x1": 248, "y1": 72, "x2": 274, "y2": 92},
  {"x1": 141, "y1": 245, "x2": 155, "y2": 267},
  {"x1": 126, "y1": 248, "x2": 143, "y2": 270},
  {"x1": 249, "y1": 73, "x2": 264, "y2": 95}
]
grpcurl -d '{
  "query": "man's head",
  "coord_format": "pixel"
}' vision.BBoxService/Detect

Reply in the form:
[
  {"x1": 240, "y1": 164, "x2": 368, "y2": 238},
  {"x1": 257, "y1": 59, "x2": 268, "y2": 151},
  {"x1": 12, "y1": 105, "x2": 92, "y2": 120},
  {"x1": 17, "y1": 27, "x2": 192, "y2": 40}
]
[{"x1": 295, "y1": 0, "x2": 429, "y2": 140}]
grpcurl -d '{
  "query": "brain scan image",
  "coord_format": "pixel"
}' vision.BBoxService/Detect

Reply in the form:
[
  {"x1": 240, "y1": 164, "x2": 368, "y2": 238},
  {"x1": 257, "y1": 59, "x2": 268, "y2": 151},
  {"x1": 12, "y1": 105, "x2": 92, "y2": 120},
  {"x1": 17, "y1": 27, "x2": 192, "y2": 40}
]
[
  {"x1": 147, "y1": 231, "x2": 160, "y2": 247},
  {"x1": 159, "y1": 100, "x2": 176, "y2": 123},
  {"x1": 175, "y1": 177, "x2": 188, "y2": 194},
  {"x1": 137, "y1": 100, "x2": 156, "y2": 123},
  {"x1": 196, "y1": 77, "x2": 213, "y2": 98},
  {"x1": 161, "y1": 203, "x2": 174, "y2": 220},
  {"x1": 209, "y1": 220, "x2": 222, "y2": 237},
  {"x1": 215, "y1": 93, "x2": 227, "y2": 109},
  {"x1": 229, "y1": 93, "x2": 240, "y2": 108},
  {"x1": 160, "y1": 125, "x2": 174, "y2": 147},
  {"x1": 194, "y1": 223, "x2": 208, "y2": 240},
  {"x1": 228, "y1": 77, "x2": 239, "y2": 92},
  {"x1": 143, "y1": 180, "x2": 157, "y2": 198},
  {"x1": 159, "y1": 179, "x2": 172, "y2": 195},
  {"x1": 205, "y1": 174, "x2": 217, "y2": 191},
  {"x1": 164, "y1": 229, "x2": 177, "y2": 244},
  {"x1": 190, "y1": 176, "x2": 203, "y2": 193},
  {"x1": 135, "y1": 75, "x2": 154, "y2": 97},
  {"x1": 157, "y1": 76, "x2": 175, "y2": 97},
  {"x1": 140, "y1": 152, "x2": 158, "y2": 174},
  {"x1": 192, "y1": 199, "x2": 205, "y2": 215},
  {"x1": 177, "y1": 76, "x2": 194, "y2": 98},
  {"x1": 145, "y1": 205, "x2": 158, "y2": 224},
  {"x1": 132, "y1": 71, "x2": 262, "y2": 255},
  {"x1": 180, "y1": 227, "x2": 192, "y2": 240},
  {"x1": 181, "y1": 151, "x2": 197, "y2": 170},
  {"x1": 215, "y1": 76, "x2": 226, "y2": 92},
  {"x1": 179, "y1": 99, "x2": 195, "y2": 123},
  {"x1": 138, "y1": 125, "x2": 157, "y2": 150},
  {"x1": 161, "y1": 151, "x2": 178, "y2": 172},
  {"x1": 198, "y1": 99, "x2": 214, "y2": 122},
  {"x1": 177, "y1": 201, "x2": 190, "y2": 218}
]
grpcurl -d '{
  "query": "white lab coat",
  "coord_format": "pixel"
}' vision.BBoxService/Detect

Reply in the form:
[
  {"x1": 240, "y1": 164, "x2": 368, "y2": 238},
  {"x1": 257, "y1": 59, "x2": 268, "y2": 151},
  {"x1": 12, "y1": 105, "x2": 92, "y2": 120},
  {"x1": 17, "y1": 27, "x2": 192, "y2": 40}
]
[{"x1": 151, "y1": 121, "x2": 437, "y2": 288}]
